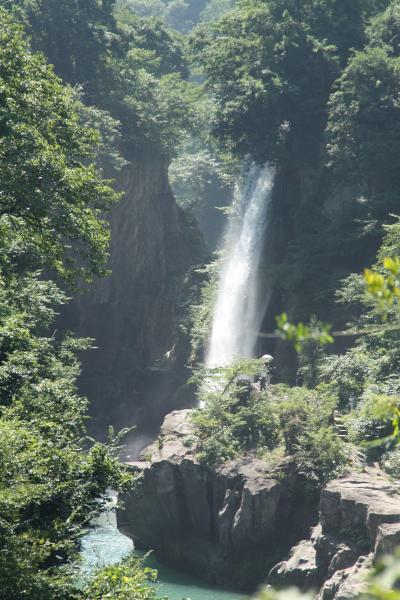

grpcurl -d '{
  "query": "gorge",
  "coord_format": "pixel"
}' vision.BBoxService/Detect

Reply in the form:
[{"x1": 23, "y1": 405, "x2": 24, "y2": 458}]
[{"x1": 3, "y1": 1, "x2": 400, "y2": 600}]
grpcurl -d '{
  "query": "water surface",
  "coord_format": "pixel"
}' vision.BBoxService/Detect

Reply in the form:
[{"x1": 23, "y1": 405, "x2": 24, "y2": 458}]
[{"x1": 80, "y1": 505, "x2": 244, "y2": 600}]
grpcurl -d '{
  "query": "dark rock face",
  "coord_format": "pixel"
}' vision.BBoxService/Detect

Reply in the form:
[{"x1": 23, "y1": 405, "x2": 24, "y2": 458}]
[
  {"x1": 269, "y1": 470, "x2": 400, "y2": 599},
  {"x1": 117, "y1": 410, "x2": 314, "y2": 591},
  {"x1": 59, "y1": 154, "x2": 206, "y2": 436}
]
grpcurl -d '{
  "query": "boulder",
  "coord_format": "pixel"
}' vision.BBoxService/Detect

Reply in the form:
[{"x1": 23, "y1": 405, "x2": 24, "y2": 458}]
[
  {"x1": 320, "y1": 470, "x2": 400, "y2": 545},
  {"x1": 117, "y1": 409, "x2": 312, "y2": 591},
  {"x1": 270, "y1": 468, "x2": 400, "y2": 599},
  {"x1": 118, "y1": 414, "x2": 400, "y2": 596},
  {"x1": 374, "y1": 523, "x2": 400, "y2": 559},
  {"x1": 317, "y1": 555, "x2": 373, "y2": 600},
  {"x1": 268, "y1": 539, "x2": 319, "y2": 590}
]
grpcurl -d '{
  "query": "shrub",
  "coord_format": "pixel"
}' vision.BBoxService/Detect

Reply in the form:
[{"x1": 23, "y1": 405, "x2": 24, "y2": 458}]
[
  {"x1": 295, "y1": 426, "x2": 348, "y2": 487},
  {"x1": 81, "y1": 556, "x2": 160, "y2": 600}
]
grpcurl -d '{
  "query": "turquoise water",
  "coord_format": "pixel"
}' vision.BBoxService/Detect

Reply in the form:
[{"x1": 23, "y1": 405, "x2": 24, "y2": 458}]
[{"x1": 80, "y1": 504, "x2": 244, "y2": 600}]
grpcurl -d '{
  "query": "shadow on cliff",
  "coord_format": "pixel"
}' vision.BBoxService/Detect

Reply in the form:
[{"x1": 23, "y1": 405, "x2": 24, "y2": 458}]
[{"x1": 57, "y1": 150, "x2": 207, "y2": 442}]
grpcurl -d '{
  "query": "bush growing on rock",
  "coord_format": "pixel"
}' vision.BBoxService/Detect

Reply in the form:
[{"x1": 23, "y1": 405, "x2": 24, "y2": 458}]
[
  {"x1": 191, "y1": 360, "x2": 281, "y2": 464},
  {"x1": 192, "y1": 363, "x2": 347, "y2": 487}
]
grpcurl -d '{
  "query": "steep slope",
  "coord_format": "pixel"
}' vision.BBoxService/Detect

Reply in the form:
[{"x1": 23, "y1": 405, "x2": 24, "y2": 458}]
[{"x1": 60, "y1": 151, "x2": 206, "y2": 437}]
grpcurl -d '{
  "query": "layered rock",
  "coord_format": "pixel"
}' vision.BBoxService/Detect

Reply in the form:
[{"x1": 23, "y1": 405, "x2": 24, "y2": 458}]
[
  {"x1": 269, "y1": 470, "x2": 400, "y2": 599},
  {"x1": 117, "y1": 409, "x2": 314, "y2": 591}
]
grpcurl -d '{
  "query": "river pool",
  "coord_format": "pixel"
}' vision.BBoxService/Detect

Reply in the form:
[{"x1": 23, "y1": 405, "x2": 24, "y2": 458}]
[{"x1": 80, "y1": 504, "x2": 245, "y2": 600}]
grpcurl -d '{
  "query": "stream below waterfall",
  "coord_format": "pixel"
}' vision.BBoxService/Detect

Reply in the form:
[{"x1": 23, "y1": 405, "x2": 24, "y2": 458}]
[{"x1": 80, "y1": 503, "x2": 244, "y2": 600}]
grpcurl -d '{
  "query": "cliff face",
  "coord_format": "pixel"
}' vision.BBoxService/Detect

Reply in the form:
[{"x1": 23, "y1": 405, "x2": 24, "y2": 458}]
[
  {"x1": 60, "y1": 153, "x2": 206, "y2": 436},
  {"x1": 118, "y1": 410, "x2": 400, "y2": 598},
  {"x1": 269, "y1": 470, "x2": 400, "y2": 599},
  {"x1": 257, "y1": 160, "x2": 374, "y2": 381},
  {"x1": 117, "y1": 410, "x2": 315, "y2": 591}
]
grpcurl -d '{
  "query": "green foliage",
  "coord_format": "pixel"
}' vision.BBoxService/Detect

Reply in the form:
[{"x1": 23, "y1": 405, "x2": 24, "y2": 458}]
[
  {"x1": 80, "y1": 555, "x2": 160, "y2": 600},
  {"x1": 276, "y1": 313, "x2": 333, "y2": 388},
  {"x1": 276, "y1": 313, "x2": 334, "y2": 353},
  {"x1": 0, "y1": 269, "x2": 132, "y2": 599},
  {"x1": 200, "y1": 0, "x2": 235, "y2": 24},
  {"x1": 169, "y1": 93, "x2": 237, "y2": 211},
  {"x1": 282, "y1": 390, "x2": 345, "y2": 484},
  {"x1": 192, "y1": 362, "x2": 345, "y2": 488},
  {"x1": 381, "y1": 447, "x2": 400, "y2": 478},
  {"x1": 5, "y1": 0, "x2": 118, "y2": 93},
  {"x1": 320, "y1": 347, "x2": 380, "y2": 408},
  {"x1": 295, "y1": 426, "x2": 347, "y2": 486},
  {"x1": 116, "y1": 0, "x2": 234, "y2": 32},
  {"x1": 9, "y1": 0, "x2": 196, "y2": 158},
  {"x1": 0, "y1": 9, "x2": 136, "y2": 598},
  {"x1": 363, "y1": 551, "x2": 400, "y2": 600},
  {"x1": 193, "y1": 0, "x2": 373, "y2": 163},
  {"x1": 192, "y1": 359, "x2": 280, "y2": 464},
  {"x1": 0, "y1": 9, "x2": 118, "y2": 282},
  {"x1": 74, "y1": 96, "x2": 127, "y2": 176},
  {"x1": 90, "y1": 12, "x2": 197, "y2": 156},
  {"x1": 365, "y1": 257, "x2": 400, "y2": 315},
  {"x1": 188, "y1": 258, "x2": 219, "y2": 361},
  {"x1": 347, "y1": 391, "x2": 399, "y2": 449},
  {"x1": 327, "y1": 44, "x2": 400, "y2": 219}
]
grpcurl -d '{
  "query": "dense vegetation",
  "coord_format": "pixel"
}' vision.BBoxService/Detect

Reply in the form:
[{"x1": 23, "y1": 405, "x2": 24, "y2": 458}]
[
  {"x1": 0, "y1": 8, "x2": 134, "y2": 599},
  {"x1": 4, "y1": 0, "x2": 400, "y2": 598},
  {"x1": 192, "y1": 361, "x2": 346, "y2": 488},
  {"x1": 192, "y1": 0, "x2": 400, "y2": 319}
]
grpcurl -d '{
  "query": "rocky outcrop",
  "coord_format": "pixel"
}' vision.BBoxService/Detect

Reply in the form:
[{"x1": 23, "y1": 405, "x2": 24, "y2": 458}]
[
  {"x1": 59, "y1": 153, "x2": 206, "y2": 437},
  {"x1": 117, "y1": 409, "x2": 315, "y2": 591},
  {"x1": 269, "y1": 470, "x2": 400, "y2": 599}
]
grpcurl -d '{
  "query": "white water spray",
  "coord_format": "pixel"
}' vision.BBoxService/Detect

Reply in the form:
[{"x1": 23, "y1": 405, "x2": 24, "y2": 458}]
[{"x1": 206, "y1": 164, "x2": 275, "y2": 368}]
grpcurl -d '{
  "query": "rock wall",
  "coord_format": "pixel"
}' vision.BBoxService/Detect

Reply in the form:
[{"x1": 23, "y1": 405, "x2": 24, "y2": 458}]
[
  {"x1": 269, "y1": 469, "x2": 400, "y2": 599},
  {"x1": 117, "y1": 410, "x2": 315, "y2": 591},
  {"x1": 60, "y1": 153, "x2": 206, "y2": 437},
  {"x1": 118, "y1": 409, "x2": 400, "y2": 597}
]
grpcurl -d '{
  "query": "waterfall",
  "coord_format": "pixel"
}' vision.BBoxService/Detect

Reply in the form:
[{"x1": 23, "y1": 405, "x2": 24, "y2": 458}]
[{"x1": 206, "y1": 164, "x2": 275, "y2": 368}]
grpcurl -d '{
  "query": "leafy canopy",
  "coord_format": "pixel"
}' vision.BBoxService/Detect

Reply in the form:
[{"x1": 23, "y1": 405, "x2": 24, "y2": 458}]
[
  {"x1": 193, "y1": 0, "x2": 378, "y2": 163},
  {"x1": 0, "y1": 9, "x2": 118, "y2": 283}
]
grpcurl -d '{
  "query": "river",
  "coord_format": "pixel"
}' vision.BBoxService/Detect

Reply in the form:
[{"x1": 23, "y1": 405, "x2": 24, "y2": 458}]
[{"x1": 80, "y1": 501, "x2": 245, "y2": 600}]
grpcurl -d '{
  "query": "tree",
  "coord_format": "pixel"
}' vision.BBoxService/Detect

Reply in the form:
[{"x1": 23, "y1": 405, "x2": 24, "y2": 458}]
[
  {"x1": 193, "y1": 0, "x2": 376, "y2": 164},
  {"x1": 0, "y1": 11, "x2": 131, "y2": 598},
  {"x1": 4, "y1": 0, "x2": 118, "y2": 96},
  {"x1": 0, "y1": 9, "x2": 118, "y2": 282},
  {"x1": 7, "y1": 0, "x2": 196, "y2": 159},
  {"x1": 327, "y1": 45, "x2": 400, "y2": 220}
]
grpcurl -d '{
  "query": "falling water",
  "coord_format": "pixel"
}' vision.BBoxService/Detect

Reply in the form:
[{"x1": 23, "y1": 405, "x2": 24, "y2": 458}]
[{"x1": 206, "y1": 163, "x2": 275, "y2": 368}]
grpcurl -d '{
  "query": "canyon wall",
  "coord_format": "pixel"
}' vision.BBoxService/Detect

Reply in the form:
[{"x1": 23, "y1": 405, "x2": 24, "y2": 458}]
[
  {"x1": 118, "y1": 410, "x2": 400, "y2": 598},
  {"x1": 117, "y1": 409, "x2": 315, "y2": 591},
  {"x1": 60, "y1": 152, "x2": 206, "y2": 439}
]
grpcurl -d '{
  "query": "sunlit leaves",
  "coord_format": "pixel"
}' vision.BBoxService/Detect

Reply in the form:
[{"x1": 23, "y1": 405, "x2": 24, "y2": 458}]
[
  {"x1": 364, "y1": 256, "x2": 400, "y2": 315},
  {"x1": 276, "y1": 312, "x2": 334, "y2": 352},
  {"x1": 81, "y1": 556, "x2": 159, "y2": 600}
]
